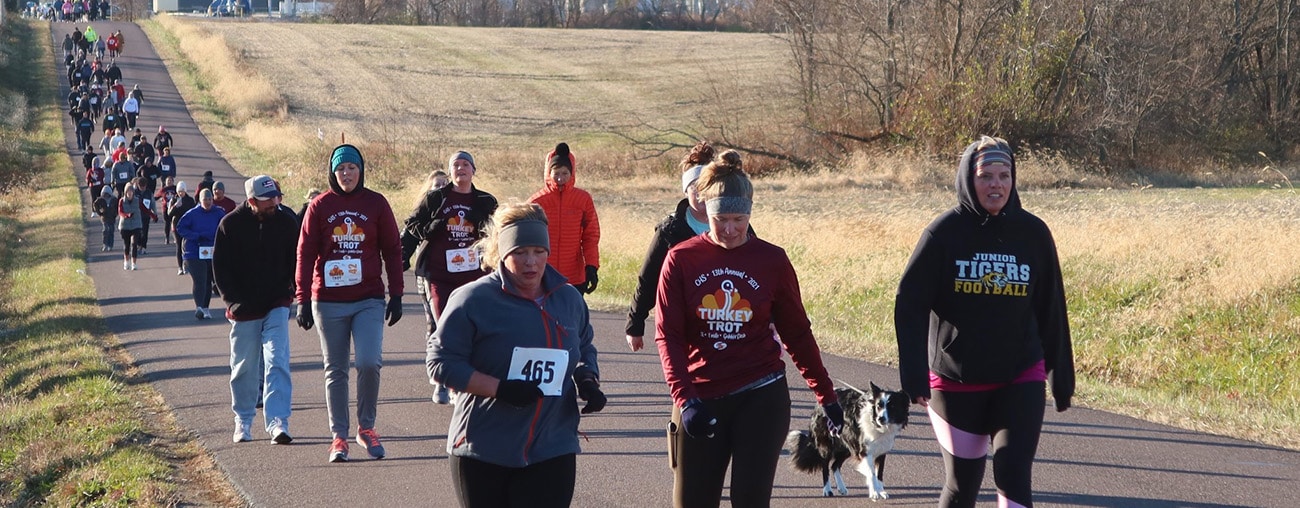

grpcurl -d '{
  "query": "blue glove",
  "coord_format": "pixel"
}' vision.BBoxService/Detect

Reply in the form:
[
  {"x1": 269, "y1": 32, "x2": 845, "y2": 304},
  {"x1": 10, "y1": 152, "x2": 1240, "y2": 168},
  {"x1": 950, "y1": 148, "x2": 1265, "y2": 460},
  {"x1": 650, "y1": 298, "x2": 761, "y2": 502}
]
[
  {"x1": 823, "y1": 402, "x2": 845, "y2": 436},
  {"x1": 681, "y1": 399, "x2": 717, "y2": 439}
]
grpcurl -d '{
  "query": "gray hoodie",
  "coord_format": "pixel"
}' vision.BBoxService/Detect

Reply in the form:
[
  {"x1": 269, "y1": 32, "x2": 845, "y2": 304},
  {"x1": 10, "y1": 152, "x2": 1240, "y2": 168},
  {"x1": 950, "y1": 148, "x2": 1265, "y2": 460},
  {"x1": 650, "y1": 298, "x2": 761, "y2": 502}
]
[{"x1": 427, "y1": 264, "x2": 598, "y2": 468}]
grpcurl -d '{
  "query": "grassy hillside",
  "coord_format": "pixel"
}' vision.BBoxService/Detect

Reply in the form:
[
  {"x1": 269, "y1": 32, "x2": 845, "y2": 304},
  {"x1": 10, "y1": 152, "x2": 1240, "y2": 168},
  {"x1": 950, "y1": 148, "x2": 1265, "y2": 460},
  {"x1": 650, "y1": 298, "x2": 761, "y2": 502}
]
[
  {"x1": 0, "y1": 19, "x2": 239, "y2": 507},
  {"x1": 143, "y1": 16, "x2": 1300, "y2": 451}
]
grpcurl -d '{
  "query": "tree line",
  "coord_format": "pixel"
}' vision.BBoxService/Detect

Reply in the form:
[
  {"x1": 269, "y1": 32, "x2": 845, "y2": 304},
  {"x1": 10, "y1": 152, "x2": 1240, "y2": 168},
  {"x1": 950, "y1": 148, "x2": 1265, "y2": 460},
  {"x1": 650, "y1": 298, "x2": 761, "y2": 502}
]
[{"x1": 332, "y1": 0, "x2": 1300, "y2": 172}]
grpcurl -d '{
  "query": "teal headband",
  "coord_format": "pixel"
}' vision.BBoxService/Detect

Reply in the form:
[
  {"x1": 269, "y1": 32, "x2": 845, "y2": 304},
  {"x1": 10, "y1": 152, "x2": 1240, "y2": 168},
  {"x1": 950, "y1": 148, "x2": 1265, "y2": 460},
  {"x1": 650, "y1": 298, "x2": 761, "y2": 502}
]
[
  {"x1": 498, "y1": 219, "x2": 550, "y2": 257},
  {"x1": 331, "y1": 145, "x2": 363, "y2": 172}
]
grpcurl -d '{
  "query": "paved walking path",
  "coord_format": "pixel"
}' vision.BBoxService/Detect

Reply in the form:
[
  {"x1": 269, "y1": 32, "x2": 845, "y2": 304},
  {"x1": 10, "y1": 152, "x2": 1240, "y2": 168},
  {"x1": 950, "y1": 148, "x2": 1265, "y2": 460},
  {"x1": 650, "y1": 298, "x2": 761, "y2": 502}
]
[{"x1": 51, "y1": 20, "x2": 1300, "y2": 507}]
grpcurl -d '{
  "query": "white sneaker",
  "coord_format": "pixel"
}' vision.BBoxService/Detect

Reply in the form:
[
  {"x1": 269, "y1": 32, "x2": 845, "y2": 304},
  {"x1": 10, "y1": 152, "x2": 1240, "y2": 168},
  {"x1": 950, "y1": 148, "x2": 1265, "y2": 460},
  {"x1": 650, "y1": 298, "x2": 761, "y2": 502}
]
[
  {"x1": 195, "y1": 307, "x2": 204, "y2": 320},
  {"x1": 268, "y1": 418, "x2": 293, "y2": 444},
  {"x1": 177, "y1": 268, "x2": 185, "y2": 275},
  {"x1": 202, "y1": 308, "x2": 212, "y2": 319},
  {"x1": 233, "y1": 422, "x2": 252, "y2": 443},
  {"x1": 123, "y1": 260, "x2": 129, "y2": 270},
  {"x1": 129, "y1": 261, "x2": 137, "y2": 270}
]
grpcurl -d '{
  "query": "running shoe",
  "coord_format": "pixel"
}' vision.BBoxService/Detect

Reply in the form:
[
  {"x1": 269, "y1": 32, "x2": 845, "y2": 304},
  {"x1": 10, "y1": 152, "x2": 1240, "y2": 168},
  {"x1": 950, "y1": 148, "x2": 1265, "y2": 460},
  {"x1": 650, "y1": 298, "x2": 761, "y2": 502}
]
[
  {"x1": 123, "y1": 259, "x2": 129, "y2": 270},
  {"x1": 329, "y1": 437, "x2": 349, "y2": 463},
  {"x1": 129, "y1": 261, "x2": 137, "y2": 270},
  {"x1": 201, "y1": 308, "x2": 212, "y2": 320},
  {"x1": 268, "y1": 418, "x2": 292, "y2": 445},
  {"x1": 356, "y1": 428, "x2": 385, "y2": 459},
  {"x1": 233, "y1": 422, "x2": 252, "y2": 443},
  {"x1": 177, "y1": 268, "x2": 185, "y2": 275},
  {"x1": 195, "y1": 307, "x2": 204, "y2": 320}
]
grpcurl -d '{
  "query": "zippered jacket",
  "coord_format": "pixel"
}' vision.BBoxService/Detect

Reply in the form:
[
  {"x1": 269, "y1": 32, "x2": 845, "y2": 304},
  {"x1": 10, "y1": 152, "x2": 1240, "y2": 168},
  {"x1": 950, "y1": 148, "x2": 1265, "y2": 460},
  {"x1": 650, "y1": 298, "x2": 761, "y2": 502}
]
[
  {"x1": 213, "y1": 203, "x2": 299, "y2": 321},
  {"x1": 427, "y1": 265, "x2": 598, "y2": 468},
  {"x1": 527, "y1": 161, "x2": 600, "y2": 285}
]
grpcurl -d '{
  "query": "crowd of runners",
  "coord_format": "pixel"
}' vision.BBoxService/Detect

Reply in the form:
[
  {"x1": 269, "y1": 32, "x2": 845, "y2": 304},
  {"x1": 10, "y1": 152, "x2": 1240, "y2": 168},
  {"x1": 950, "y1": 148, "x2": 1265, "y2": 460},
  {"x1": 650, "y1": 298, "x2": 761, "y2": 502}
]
[
  {"x1": 28, "y1": 0, "x2": 114, "y2": 22},
  {"x1": 60, "y1": 23, "x2": 1076, "y2": 508}
]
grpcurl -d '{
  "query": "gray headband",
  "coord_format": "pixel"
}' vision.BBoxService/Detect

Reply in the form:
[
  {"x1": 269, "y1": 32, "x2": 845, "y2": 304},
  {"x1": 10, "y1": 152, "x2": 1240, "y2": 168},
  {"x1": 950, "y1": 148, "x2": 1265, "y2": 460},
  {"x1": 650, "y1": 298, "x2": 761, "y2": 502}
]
[
  {"x1": 706, "y1": 196, "x2": 753, "y2": 216},
  {"x1": 497, "y1": 219, "x2": 550, "y2": 257}
]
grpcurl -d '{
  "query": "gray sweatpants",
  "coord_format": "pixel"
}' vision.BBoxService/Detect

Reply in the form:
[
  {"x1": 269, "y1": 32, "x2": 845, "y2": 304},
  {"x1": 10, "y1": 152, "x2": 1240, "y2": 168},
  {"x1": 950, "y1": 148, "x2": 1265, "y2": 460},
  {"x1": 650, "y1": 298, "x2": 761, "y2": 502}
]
[{"x1": 313, "y1": 298, "x2": 385, "y2": 438}]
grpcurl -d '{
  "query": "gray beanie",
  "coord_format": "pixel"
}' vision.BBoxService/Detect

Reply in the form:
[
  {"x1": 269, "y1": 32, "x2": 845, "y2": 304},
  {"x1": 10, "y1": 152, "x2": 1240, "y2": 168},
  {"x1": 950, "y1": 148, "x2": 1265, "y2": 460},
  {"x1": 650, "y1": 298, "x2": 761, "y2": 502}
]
[{"x1": 449, "y1": 151, "x2": 475, "y2": 171}]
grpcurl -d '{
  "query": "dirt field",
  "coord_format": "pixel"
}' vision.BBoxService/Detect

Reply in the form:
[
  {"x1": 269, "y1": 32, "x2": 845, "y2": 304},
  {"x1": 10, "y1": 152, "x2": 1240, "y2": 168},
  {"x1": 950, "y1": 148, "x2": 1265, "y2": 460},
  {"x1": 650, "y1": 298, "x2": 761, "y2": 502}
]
[{"x1": 190, "y1": 20, "x2": 794, "y2": 148}]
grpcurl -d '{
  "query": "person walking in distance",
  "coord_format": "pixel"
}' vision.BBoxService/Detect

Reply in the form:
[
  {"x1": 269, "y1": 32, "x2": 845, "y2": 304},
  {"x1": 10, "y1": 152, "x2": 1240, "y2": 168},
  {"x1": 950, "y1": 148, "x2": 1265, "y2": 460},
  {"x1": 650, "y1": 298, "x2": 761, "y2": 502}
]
[
  {"x1": 895, "y1": 136, "x2": 1074, "y2": 508},
  {"x1": 296, "y1": 144, "x2": 405, "y2": 463},
  {"x1": 427, "y1": 202, "x2": 605, "y2": 508},
  {"x1": 625, "y1": 140, "x2": 718, "y2": 352},
  {"x1": 212, "y1": 181, "x2": 239, "y2": 214},
  {"x1": 401, "y1": 153, "x2": 497, "y2": 405},
  {"x1": 167, "y1": 181, "x2": 196, "y2": 275},
  {"x1": 528, "y1": 142, "x2": 601, "y2": 295},
  {"x1": 214, "y1": 175, "x2": 300, "y2": 444},
  {"x1": 93, "y1": 185, "x2": 116, "y2": 251},
  {"x1": 177, "y1": 188, "x2": 225, "y2": 319},
  {"x1": 116, "y1": 182, "x2": 156, "y2": 271}
]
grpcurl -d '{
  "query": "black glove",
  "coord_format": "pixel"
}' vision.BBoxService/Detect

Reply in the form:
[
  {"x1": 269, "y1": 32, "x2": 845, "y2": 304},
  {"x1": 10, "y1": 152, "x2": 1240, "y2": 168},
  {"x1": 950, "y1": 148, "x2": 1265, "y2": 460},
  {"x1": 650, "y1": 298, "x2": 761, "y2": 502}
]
[
  {"x1": 295, "y1": 300, "x2": 313, "y2": 330},
  {"x1": 583, "y1": 265, "x2": 599, "y2": 294},
  {"x1": 577, "y1": 378, "x2": 606, "y2": 414},
  {"x1": 822, "y1": 402, "x2": 845, "y2": 437},
  {"x1": 385, "y1": 296, "x2": 402, "y2": 327},
  {"x1": 496, "y1": 379, "x2": 543, "y2": 408},
  {"x1": 681, "y1": 399, "x2": 717, "y2": 439}
]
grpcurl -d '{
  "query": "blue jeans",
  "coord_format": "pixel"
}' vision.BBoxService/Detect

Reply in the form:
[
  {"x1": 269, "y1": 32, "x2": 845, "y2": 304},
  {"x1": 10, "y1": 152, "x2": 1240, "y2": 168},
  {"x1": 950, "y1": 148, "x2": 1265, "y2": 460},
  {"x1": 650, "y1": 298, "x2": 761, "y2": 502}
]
[
  {"x1": 184, "y1": 258, "x2": 212, "y2": 308},
  {"x1": 101, "y1": 219, "x2": 115, "y2": 248},
  {"x1": 313, "y1": 298, "x2": 385, "y2": 438},
  {"x1": 229, "y1": 307, "x2": 292, "y2": 432}
]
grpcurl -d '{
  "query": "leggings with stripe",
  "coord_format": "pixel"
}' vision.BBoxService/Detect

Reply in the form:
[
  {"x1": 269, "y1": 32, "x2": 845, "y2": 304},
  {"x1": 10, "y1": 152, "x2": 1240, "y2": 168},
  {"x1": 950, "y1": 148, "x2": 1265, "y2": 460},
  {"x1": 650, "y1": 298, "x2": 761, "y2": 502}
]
[{"x1": 928, "y1": 381, "x2": 1045, "y2": 508}]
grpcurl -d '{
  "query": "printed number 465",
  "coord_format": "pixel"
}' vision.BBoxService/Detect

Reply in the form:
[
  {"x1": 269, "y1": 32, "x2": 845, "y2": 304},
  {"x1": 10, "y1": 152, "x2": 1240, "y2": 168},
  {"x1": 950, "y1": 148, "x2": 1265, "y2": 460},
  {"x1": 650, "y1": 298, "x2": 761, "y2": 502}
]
[{"x1": 521, "y1": 360, "x2": 556, "y2": 384}]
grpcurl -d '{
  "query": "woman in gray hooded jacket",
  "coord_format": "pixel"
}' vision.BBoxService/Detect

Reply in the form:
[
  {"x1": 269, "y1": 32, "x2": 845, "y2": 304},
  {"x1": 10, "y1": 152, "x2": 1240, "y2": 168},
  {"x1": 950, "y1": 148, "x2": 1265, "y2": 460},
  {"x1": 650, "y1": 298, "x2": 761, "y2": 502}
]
[{"x1": 427, "y1": 202, "x2": 605, "y2": 508}]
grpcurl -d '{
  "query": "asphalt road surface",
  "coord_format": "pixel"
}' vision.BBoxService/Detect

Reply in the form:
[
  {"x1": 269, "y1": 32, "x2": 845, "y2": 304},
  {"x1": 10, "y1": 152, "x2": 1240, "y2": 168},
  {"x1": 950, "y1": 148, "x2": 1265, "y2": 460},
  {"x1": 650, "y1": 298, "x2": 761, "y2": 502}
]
[{"x1": 52, "y1": 20, "x2": 1300, "y2": 508}]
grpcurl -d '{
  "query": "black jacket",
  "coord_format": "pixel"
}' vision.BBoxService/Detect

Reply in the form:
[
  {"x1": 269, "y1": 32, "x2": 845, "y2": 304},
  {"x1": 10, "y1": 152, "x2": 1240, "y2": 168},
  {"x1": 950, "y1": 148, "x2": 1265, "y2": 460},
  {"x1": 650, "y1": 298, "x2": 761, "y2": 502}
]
[
  {"x1": 400, "y1": 184, "x2": 497, "y2": 279},
  {"x1": 212, "y1": 203, "x2": 299, "y2": 321},
  {"x1": 625, "y1": 199, "x2": 699, "y2": 336},
  {"x1": 167, "y1": 193, "x2": 196, "y2": 229},
  {"x1": 624, "y1": 199, "x2": 756, "y2": 337},
  {"x1": 894, "y1": 139, "x2": 1074, "y2": 410}
]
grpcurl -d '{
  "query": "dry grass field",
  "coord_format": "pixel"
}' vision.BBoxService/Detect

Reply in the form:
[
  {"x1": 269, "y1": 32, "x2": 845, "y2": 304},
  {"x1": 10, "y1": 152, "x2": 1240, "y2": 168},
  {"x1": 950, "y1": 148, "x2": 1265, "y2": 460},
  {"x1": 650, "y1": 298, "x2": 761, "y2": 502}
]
[{"x1": 143, "y1": 15, "x2": 1300, "y2": 450}]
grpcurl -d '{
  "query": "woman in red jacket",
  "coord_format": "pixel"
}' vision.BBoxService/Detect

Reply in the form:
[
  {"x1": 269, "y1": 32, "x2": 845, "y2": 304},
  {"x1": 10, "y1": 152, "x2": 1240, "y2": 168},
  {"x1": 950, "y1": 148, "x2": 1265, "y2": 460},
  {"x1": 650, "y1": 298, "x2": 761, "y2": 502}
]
[{"x1": 528, "y1": 142, "x2": 601, "y2": 294}]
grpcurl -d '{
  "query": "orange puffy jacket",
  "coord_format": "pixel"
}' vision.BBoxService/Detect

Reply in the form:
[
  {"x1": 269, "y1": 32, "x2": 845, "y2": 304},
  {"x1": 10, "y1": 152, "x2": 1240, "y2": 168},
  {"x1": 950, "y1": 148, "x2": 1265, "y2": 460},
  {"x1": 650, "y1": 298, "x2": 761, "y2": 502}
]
[{"x1": 528, "y1": 150, "x2": 600, "y2": 286}]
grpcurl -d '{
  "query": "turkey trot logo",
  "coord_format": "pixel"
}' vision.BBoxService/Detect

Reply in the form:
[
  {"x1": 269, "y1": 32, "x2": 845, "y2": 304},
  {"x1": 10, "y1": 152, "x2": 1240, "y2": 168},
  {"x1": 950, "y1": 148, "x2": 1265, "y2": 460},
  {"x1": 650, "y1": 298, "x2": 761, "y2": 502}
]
[
  {"x1": 444, "y1": 206, "x2": 476, "y2": 245},
  {"x1": 954, "y1": 252, "x2": 1029, "y2": 296},
  {"x1": 327, "y1": 211, "x2": 369, "y2": 253},
  {"x1": 697, "y1": 279, "x2": 754, "y2": 349}
]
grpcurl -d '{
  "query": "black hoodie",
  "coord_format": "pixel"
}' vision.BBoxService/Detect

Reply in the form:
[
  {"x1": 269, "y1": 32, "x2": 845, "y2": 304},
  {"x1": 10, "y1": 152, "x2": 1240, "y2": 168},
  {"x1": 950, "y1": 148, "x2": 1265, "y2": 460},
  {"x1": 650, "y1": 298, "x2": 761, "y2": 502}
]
[{"x1": 894, "y1": 138, "x2": 1074, "y2": 410}]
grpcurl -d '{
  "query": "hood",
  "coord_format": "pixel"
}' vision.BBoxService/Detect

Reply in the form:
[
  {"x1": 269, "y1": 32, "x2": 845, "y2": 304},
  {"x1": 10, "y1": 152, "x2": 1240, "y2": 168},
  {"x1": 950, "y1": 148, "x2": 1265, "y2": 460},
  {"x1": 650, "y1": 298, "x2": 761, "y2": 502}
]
[
  {"x1": 328, "y1": 144, "x2": 366, "y2": 195},
  {"x1": 955, "y1": 137, "x2": 1022, "y2": 218},
  {"x1": 542, "y1": 142, "x2": 576, "y2": 193}
]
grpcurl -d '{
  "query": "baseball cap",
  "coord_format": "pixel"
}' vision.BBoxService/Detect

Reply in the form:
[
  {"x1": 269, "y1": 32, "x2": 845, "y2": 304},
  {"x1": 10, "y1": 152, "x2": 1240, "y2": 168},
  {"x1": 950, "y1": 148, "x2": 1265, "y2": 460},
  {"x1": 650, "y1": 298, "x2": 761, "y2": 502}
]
[{"x1": 246, "y1": 175, "x2": 282, "y2": 201}]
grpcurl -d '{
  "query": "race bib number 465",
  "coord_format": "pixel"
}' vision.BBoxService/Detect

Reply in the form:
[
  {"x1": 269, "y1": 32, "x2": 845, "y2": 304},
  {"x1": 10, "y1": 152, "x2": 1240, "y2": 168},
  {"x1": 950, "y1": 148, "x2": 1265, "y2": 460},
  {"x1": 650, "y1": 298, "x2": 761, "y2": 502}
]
[{"x1": 507, "y1": 347, "x2": 569, "y2": 397}]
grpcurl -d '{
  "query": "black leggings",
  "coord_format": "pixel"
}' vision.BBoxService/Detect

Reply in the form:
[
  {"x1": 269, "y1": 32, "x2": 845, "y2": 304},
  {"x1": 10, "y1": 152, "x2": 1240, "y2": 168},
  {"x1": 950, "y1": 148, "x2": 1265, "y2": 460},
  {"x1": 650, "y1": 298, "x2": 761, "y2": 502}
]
[
  {"x1": 669, "y1": 376, "x2": 790, "y2": 508},
  {"x1": 120, "y1": 228, "x2": 140, "y2": 259},
  {"x1": 449, "y1": 453, "x2": 575, "y2": 508},
  {"x1": 928, "y1": 382, "x2": 1046, "y2": 508}
]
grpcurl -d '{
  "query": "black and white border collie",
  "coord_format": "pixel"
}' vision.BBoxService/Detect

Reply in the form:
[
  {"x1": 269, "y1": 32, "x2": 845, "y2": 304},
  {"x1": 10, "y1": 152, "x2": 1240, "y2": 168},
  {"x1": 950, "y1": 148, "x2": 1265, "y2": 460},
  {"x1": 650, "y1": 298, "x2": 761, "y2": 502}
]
[{"x1": 785, "y1": 382, "x2": 910, "y2": 499}]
